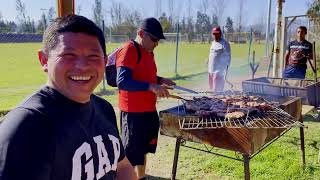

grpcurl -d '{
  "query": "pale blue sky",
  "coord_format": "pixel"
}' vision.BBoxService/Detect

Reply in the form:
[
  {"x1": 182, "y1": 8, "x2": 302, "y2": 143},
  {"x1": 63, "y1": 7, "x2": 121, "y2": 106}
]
[{"x1": 0, "y1": 0, "x2": 311, "y2": 26}]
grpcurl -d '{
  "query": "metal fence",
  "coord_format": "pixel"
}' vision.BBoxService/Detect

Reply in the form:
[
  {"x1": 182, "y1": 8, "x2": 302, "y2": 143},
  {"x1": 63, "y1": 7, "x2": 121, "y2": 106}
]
[{"x1": 0, "y1": 33, "x2": 42, "y2": 43}]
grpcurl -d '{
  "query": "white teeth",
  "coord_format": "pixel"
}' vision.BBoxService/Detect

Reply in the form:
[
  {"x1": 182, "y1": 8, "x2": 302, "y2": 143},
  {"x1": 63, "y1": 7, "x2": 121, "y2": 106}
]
[{"x1": 70, "y1": 76, "x2": 91, "y2": 81}]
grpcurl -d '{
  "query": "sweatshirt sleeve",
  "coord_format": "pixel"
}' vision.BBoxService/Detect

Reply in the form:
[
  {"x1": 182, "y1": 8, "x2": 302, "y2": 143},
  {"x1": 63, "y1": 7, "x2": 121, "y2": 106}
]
[
  {"x1": 0, "y1": 108, "x2": 53, "y2": 180},
  {"x1": 116, "y1": 66, "x2": 150, "y2": 91}
]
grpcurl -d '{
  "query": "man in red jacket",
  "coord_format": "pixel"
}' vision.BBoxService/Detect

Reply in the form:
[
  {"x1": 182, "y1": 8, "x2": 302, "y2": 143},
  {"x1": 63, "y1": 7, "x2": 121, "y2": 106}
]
[{"x1": 116, "y1": 17, "x2": 176, "y2": 180}]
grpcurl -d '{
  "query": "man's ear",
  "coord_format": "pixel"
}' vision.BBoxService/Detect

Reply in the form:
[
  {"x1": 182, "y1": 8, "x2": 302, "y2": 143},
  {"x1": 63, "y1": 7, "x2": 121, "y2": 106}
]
[
  {"x1": 38, "y1": 50, "x2": 48, "y2": 72},
  {"x1": 137, "y1": 29, "x2": 144, "y2": 38}
]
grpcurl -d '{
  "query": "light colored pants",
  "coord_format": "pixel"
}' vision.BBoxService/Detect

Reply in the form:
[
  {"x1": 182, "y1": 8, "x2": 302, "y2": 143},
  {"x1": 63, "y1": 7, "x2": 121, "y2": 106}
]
[{"x1": 208, "y1": 73, "x2": 225, "y2": 92}]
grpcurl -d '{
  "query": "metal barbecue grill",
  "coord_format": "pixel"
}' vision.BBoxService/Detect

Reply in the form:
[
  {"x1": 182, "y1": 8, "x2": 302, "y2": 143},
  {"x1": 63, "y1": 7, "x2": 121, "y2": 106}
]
[
  {"x1": 160, "y1": 93, "x2": 305, "y2": 180},
  {"x1": 178, "y1": 105, "x2": 302, "y2": 129},
  {"x1": 168, "y1": 91, "x2": 303, "y2": 130}
]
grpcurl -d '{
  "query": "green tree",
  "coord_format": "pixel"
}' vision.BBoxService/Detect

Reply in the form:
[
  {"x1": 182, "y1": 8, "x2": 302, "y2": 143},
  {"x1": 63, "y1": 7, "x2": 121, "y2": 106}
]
[
  {"x1": 211, "y1": 15, "x2": 219, "y2": 27},
  {"x1": 225, "y1": 16, "x2": 234, "y2": 33},
  {"x1": 7, "y1": 21, "x2": 17, "y2": 32},
  {"x1": 0, "y1": 11, "x2": 5, "y2": 32},
  {"x1": 195, "y1": 11, "x2": 211, "y2": 43},
  {"x1": 307, "y1": 0, "x2": 320, "y2": 33},
  {"x1": 307, "y1": 0, "x2": 320, "y2": 16},
  {"x1": 195, "y1": 11, "x2": 211, "y2": 33},
  {"x1": 36, "y1": 13, "x2": 47, "y2": 33},
  {"x1": 187, "y1": 17, "x2": 194, "y2": 43},
  {"x1": 159, "y1": 12, "x2": 172, "y2": 32},
  {"x1": 0, "y1": 20, "x2": 9, "y2": 33},
  {"x1": 307, "y1": 0, "x2": 320, "y2": 73}
]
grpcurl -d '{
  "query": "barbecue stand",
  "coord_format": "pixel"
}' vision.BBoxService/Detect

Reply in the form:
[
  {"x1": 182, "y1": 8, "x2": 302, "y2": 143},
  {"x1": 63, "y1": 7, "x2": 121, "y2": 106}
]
[{"x1": 159, "y1": 95, "x2": 304, "y2": 180}]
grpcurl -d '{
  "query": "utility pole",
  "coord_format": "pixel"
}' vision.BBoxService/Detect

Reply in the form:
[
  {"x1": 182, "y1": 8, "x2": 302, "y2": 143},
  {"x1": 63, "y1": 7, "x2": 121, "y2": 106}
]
[
  {"x1": 272, "y1": 0, "x2": 284, "y2": 77},
  {"x1": 57, "y1": 0, "x2": 74, "y2": 17},
  {"x1": 265, "y1": 0, "x2": 272, "y2": 57}
]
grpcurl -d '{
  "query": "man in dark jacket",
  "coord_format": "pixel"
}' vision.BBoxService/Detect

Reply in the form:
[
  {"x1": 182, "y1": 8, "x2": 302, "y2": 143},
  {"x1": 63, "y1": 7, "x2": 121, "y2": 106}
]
[
  {"x1": 0, "y1": 15, "x2": 136, "y2": 180},
  {"x1": 283, "y1": 26, "x2": 313, "y2": 79}
]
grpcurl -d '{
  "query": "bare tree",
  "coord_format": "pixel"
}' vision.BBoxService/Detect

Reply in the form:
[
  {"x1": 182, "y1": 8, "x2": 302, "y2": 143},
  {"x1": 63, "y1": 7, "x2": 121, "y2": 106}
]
[
  {"x1": 253, "y1": 10, "x2": 266, "y2": 34},
  {"x1": 76, "y1": 5, "x2": 82, "y2": 15},
  {"x1": 47, "y1": 7, "x2": 55, "y2": 23},
  {"x1": 154, "y1": 0, "x2": 162, "y2": 18},
  {"x1": 187, "y1": 0, "x2": 192, "y2": 22},
  {"x1": 16, "y1": 0, "x2": 34, "y2": 32},
  {"x1": 16, "y1": 0, "x2": 27, "y2": 23},
  {"x1": 249, "y1": 9, "x2": 266, "y2": 44},
  {"x1": 211, "y1": 0, "x2": 228, "y2": 26},
  {"x1": 172, "y1": 0, "x2": 183, "y2": 24},
  {"x1": 235, "y1": 0, "x2": 246, "y2": 32},
  {"x1": 36, "y1": 12, "x2": 47, "y2": 33},
  {"x1": 199, "y1": 0, "x2": 210, "y2": 14},
  {"x1": 110, "y1": 1, "x2": 125, "y2": 29},
  {"x1": 167, "y1": 0, "x2": 174, "y2": 24},
  {"x1": 122, "y1": 9, "x2": 142, "y2": 38},
  {"x1": 186, "y1": 0, "x2": 194, "y2": 42},
  {"x1": 93, "y1": 0, "x2": 103, "y2": 28}
]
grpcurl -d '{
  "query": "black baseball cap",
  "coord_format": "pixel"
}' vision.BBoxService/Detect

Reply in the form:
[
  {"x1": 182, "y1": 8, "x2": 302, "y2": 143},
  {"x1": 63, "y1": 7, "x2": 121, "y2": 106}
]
[{"x1": 140, "y1": 17, "x2": 165, "y2": 39}]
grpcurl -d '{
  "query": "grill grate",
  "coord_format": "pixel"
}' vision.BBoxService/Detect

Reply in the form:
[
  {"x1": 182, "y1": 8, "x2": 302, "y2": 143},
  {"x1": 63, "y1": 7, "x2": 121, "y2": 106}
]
[
  {"x1": 178, "y1": 107, "x2": 303, "y2": 129},
  {"x1": 171, "y1": 92, "x2": 304, "y2": 130}
]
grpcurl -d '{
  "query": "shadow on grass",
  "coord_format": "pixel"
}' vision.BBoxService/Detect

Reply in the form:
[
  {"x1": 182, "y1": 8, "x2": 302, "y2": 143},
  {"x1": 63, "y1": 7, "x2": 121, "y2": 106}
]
[
  {"x1": 146, "y1": 175, "x2": 171, "y2": 180},
  {"x1": 95, "y1": 88, "x2": 116, "y2": 96},
  {"x1": 281, "y1": 136, "x2": 300, "y2": 146},
  {"x1": 170, "y1": 71, "x2": 207, "y2": 81},
  {"x1": 307, "y1": 140, "x2": 319, "y2": 150},
  {"x1": 282, "y1": 136, "x2": 319, "y2": 151},
  {"x1": 303, "y1": 114, "x2": 320, "y2": 123}
]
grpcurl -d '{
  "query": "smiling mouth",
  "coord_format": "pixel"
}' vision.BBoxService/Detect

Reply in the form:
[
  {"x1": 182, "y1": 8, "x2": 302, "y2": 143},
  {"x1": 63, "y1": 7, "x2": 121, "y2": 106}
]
[{"x1": 69, "y1": 75, "x2": 92, "y2": 81}]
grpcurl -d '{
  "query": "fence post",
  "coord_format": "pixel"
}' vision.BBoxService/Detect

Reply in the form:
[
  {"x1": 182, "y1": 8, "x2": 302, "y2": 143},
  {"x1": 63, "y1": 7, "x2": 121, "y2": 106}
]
[
  {"x1": 102, "y1": 20, "x2": 106, "y2": 91},
  {"x1": 248, "y1": 29, "x2": 253, "y2": 65},
  {"x1": 175, "y1": 23, "x2": 180, "y2": 78},
  {"x1": 109, "y1": 26, "x2": 112, "y2": 44}
]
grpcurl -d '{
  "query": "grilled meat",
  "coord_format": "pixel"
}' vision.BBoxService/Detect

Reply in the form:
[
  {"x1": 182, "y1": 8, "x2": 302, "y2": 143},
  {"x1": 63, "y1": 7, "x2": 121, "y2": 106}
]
[{"x1": 184, "y1": 94, "x2": 273, "y2": 119}]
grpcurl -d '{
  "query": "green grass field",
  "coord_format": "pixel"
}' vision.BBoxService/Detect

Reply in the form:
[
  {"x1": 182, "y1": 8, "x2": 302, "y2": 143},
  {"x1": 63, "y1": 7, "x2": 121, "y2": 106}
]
[
  {"x1": 149, "y1": 116, "x2": 320, "y2": 180},
  {"x1": 0, "y1": 42, "x2": 265, "y2": 110},
  {"x1": 1, "y1": 42, "x2": 320, "y2": 179}
]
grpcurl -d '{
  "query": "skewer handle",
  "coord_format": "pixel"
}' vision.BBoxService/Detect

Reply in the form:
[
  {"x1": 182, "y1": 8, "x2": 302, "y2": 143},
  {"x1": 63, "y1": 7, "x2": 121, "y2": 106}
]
[{"x1": 169, "y1": 94, "x2": 188, "y2": 101}]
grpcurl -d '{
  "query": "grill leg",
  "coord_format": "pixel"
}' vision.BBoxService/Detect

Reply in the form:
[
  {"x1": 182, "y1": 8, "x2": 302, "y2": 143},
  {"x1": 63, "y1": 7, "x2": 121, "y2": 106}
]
[
  {"x1": 171, "y1": 137, "x2": 182, "y2": 180},
  {"x1": 243, "y1": 154, "x2": 250, "y2": 180},
  {"x1": 299, "y1": 116, "x2": 306, "y2": 168}
]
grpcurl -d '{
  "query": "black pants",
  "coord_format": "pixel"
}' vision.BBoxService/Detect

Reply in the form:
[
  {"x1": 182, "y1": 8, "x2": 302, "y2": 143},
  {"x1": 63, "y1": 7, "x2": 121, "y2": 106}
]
[{"x1": 120, "y1": 111, "x2": 160, "y2": 166}]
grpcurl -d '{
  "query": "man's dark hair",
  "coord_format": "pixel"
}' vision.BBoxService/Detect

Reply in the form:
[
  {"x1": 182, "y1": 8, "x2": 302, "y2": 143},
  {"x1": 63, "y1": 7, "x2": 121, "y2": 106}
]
[
  {"x1": 42, "y1": 15, "x2": 106, "y2": 56},
  {"x1": 297, "y1": 26, "x2": 307, "y2": 34}
]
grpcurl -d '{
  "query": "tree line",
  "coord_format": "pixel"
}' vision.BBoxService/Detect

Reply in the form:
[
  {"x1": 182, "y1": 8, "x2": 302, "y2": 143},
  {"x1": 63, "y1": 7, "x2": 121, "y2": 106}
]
[
  {"x1": 1, "y1": 0, "x2": 318, "y2": 42},
  {"x1": 0, "y1": 0, "x2": 55, "y2": 34},
  {"x1": 0, "y1": 0, "x2": 242, "y2": 38},
  {"x1": 92, "y1": 0, "x2": 238, "y2": 41}
]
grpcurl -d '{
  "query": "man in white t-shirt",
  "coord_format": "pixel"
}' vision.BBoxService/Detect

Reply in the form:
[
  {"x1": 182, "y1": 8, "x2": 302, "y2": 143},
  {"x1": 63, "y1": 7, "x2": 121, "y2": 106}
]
[{"x1": 207, "y1": 26, "x2": 231, "y2": 92}]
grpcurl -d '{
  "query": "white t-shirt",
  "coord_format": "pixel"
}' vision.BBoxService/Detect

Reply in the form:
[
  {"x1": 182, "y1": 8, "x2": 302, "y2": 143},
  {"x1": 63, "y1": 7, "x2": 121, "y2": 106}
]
[{"x1": 208, "y1": 39, "x2": 231, "y2": 75}]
